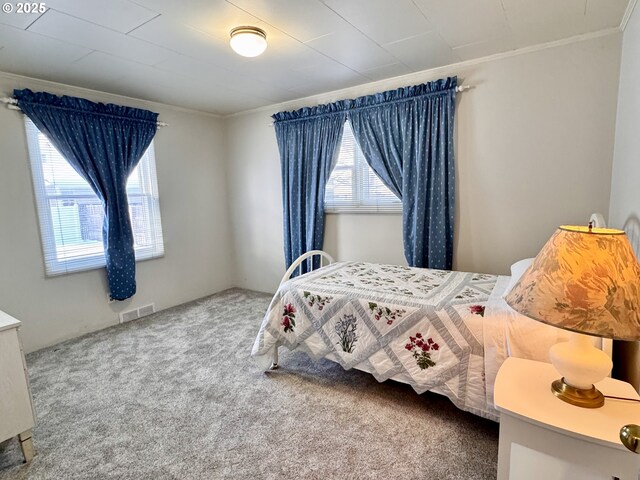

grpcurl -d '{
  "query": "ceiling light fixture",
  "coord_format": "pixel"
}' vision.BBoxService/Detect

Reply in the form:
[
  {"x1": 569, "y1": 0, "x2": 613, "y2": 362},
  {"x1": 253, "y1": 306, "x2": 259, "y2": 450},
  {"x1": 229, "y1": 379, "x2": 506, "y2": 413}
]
[{"x1": 229, "y1": 26, "x2": 267, "y2": 57}]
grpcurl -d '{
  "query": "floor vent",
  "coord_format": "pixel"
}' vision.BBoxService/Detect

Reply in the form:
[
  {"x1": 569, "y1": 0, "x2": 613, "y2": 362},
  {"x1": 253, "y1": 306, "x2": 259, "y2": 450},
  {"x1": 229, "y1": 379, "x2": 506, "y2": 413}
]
[
  {"x1": 119, "y1": 303, "x2": 156, "y2": 323},
  {"x1": 138, "y1": 304, "x2": 156, "y2": 317}
]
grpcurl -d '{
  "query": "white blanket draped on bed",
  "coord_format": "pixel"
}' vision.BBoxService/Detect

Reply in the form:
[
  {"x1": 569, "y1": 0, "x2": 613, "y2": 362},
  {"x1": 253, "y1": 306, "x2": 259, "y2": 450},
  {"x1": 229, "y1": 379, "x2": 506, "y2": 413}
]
[{"x1": 252, "y1": 261, "x2": 571, "y2": 421}]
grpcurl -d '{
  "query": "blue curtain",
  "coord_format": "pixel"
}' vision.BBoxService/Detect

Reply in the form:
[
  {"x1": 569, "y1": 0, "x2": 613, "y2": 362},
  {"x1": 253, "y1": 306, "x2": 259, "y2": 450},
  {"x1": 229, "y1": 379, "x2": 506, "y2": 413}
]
[
  {"x1": 14, "y1": 89, "x2": 158, "y2": 300},
  {"x1": 273, "y1": 110, "x2": 346, "y2": 274},
  {"x1": 347, "y1": 78, "x2": 457, "y2": 269}
]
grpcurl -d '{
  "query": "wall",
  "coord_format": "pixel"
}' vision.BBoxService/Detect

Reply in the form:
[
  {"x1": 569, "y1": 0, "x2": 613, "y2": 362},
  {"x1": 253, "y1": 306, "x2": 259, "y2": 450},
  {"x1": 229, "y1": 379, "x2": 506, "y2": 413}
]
[
  {"x1": 609, "y1": 3, "x2": 640, "y2": 232},
  {"x1": 608, "y1": 2, "x2": 640, "y2": 391},
  {"x1": 226, "y1": 33, "x2": 622, "y2": 294},
  {"x1": 0, "y1": 73, "x2": 235, "y2": 352}
]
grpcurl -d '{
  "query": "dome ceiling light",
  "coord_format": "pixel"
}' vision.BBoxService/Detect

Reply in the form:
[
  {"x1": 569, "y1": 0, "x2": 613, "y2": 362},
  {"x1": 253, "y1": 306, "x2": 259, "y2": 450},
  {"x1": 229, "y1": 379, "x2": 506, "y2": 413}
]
[{"x1": 229, "y1": 26, "x2": 267, "y2": 57}]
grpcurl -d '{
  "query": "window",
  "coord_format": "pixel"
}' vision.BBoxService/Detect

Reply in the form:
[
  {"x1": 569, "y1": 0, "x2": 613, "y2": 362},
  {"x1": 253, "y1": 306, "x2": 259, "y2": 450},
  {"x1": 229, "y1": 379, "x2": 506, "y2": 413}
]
[
  {"x1": 25, "y1": 118, "x2": 164, "y2": 276},
  {"x1": 324, "y1": 120, "x2": 401, "y2": 213}
]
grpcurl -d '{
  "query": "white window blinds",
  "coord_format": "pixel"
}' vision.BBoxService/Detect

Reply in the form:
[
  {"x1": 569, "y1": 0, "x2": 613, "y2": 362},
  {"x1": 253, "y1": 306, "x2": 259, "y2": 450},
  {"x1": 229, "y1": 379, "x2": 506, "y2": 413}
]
[
  {"x1": 325, "y1": 120, "x2": 401, "y2": 213},
  {"x1": 25, "y1": 117, "x2": 165, "y2": 276}
]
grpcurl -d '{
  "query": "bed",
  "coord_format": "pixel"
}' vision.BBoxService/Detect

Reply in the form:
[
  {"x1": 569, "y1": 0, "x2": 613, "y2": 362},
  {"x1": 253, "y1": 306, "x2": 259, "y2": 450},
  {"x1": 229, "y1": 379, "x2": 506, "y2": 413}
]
[{"x1": 251, "y1": 216, "x2": 610, "y2": 421}]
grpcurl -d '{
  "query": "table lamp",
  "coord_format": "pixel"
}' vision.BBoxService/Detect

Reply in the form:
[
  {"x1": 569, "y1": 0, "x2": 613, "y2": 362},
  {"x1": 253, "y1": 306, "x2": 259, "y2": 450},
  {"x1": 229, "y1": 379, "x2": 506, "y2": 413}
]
[{"x1": 505, "y1": 224, "x2": 640, "y2": 408}]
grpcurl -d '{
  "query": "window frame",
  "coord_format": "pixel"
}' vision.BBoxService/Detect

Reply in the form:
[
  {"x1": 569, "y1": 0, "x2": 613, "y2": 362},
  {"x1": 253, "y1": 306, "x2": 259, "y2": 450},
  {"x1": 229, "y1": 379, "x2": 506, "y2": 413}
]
[
  {"x1": 25, "y1": 117, "x2": 165, "y2": 277},
  {"x1": 324, "y1": 120, "x2": 402, "y2": 214}
]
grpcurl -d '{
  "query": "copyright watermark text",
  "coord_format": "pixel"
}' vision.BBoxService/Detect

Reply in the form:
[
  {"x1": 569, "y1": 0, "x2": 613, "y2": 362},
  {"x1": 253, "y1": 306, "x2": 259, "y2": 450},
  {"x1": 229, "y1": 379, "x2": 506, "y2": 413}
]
[{"x1": 2, "y1": 2, "x2": 46, "y2": 14}]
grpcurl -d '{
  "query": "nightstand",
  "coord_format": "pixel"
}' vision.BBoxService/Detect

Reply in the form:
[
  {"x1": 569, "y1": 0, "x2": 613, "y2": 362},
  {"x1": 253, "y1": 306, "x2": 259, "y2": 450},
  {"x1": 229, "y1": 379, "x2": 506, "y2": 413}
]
[
  {"x1": 495, "y1": 357, "x2": 640, "y2": 480},
  {"x1": 0, "y1": 310, "x2": 36, "y2": 463}
]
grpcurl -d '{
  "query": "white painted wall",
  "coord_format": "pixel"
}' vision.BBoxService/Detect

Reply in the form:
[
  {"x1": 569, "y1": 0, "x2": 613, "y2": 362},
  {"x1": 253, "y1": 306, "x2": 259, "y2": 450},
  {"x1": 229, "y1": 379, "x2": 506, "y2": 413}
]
[
  {"x1": 607, "y1": 2, "x2": 640, "y2": 393},
  {"x1": 324, "y1": 214, "x2": 405, "y2": 266},
  {"x1": 226, "y1": 34, "x2": 622, "y2": 294},
  {"x1": 609, "y1": 3, "x2": 640, "y2": 232},
  {"x1": 0, "y1": 73, "x2": 235, "y2": 353}
]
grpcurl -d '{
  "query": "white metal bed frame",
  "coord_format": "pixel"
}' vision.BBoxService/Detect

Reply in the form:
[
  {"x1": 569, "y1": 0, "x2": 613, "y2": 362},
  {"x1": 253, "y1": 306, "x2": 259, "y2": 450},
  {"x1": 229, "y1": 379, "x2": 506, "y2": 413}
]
[{"x1": 271, "y1": 250, "x2": 335, "y2": 369}]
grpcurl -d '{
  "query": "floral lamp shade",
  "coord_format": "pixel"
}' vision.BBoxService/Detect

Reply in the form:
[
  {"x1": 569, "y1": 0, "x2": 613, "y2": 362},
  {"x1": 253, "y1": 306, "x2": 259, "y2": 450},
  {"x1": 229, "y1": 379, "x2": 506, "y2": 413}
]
[
  {"x1": 505, "y1": 224, "x2": 640, "y2": 409},
  {"x1": 505, "y1": 225, "x2": 640, "y2": 341}
]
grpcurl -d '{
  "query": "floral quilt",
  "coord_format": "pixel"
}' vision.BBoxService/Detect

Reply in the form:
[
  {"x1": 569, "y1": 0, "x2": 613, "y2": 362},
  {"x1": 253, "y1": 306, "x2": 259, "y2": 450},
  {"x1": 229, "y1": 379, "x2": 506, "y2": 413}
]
[{"x1": 251, "y1": 261, "x2": 500, "y2": 420}]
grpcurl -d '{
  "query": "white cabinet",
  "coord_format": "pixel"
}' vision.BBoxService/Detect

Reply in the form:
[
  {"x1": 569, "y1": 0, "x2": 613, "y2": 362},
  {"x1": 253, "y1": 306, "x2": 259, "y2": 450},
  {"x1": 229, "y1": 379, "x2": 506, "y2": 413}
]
[
  {"x1": 495, "y1": 357, "x2": 640, "y2": 480},
  {"x1": 0, "y1": 310, "x2": 36, "y2": 462}
]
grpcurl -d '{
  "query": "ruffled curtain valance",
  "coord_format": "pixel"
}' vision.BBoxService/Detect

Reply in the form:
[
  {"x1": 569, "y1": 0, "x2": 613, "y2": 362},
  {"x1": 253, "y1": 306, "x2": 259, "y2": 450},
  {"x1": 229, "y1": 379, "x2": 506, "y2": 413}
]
[
  {"x1": 272, "y1": 77, "x2": 456, "y2": 123},
  {"x1": 14, "y1": 88, "x2": 158, "y2": 300},
  {"x1": 13, "y1": 89, "x2": 158, "y2": 125}
]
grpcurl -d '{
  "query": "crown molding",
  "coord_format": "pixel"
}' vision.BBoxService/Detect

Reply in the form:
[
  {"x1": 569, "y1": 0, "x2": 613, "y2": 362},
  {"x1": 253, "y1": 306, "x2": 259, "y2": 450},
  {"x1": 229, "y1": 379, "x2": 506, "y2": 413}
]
[
  {"x1": 0, "y1": 21, "x2": 625, "y2": 121},
  {"x1": 621, "y1": 0, "x2": 638, "y2": 31},
  {"x1": 0, "y1": 70, "x2": 223, "y2": 119},
  {"x1": 225, "y1": 28, "x2": 621, "y2": 119}
]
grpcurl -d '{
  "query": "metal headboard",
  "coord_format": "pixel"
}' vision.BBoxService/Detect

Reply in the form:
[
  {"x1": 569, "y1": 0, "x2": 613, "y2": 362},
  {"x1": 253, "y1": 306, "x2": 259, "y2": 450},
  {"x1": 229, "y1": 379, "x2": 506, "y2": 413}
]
[
  {"x1": 591, "y1": 212, "x2": 640, "y2": 260},
  {"x1": 589, "y1": 213, "x2": 606, "y2": 229},
  {"x1": 623, "y1": 216, "x2": 640, "y2": 262}
]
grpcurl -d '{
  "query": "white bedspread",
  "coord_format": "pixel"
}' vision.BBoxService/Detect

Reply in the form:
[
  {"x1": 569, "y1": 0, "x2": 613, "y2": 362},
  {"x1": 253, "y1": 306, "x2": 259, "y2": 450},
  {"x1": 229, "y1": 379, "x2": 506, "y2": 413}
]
[
  {"x1": 253, "y1": 261, "x2": 531, "y2": 420},
  {"x1": 483, "y1": 275, "x2": 573, "y2": 409}
]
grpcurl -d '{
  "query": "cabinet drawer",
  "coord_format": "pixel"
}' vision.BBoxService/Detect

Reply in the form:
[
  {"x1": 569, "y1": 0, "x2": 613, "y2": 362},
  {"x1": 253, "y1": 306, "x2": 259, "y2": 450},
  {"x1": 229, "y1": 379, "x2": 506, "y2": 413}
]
[{"x1": 0, "y1": 327, "x2": 35, "y2": 441}]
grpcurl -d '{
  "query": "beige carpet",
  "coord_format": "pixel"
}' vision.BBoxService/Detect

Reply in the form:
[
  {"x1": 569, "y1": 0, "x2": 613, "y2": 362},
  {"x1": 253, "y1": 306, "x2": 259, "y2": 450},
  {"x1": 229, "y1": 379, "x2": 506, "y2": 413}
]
[{"x1": 0, "y1": 288, "x2": 498, "y2": 479}]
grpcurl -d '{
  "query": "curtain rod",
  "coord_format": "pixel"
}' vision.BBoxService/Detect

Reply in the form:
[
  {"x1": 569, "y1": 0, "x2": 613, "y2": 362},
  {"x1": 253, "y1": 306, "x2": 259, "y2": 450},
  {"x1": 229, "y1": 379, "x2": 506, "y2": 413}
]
[
  {"x1": 267, "y1": 84, "x2": 474, "y2": 126},
  {"x1": 1, "y1": 97, "x2": 168, "y2": 127}
]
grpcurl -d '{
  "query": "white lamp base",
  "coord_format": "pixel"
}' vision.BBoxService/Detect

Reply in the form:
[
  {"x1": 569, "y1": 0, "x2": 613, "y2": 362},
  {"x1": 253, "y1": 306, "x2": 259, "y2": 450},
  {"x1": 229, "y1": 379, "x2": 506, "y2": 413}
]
[{"x1": 549, "y1": 332, "x2": 613, "y2": 408}]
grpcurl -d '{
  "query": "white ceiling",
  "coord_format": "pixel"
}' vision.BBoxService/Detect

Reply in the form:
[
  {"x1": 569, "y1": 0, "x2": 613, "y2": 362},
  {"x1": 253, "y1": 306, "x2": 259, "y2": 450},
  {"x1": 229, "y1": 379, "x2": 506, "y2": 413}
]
[{"x1": 0, "y1": 0, "x2": 632, "y2": 115}]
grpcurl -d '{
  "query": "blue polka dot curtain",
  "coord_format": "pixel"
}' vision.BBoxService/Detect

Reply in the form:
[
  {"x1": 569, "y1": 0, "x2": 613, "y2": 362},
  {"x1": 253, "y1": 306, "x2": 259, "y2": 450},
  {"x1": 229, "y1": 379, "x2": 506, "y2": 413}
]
[
  {"x1": 273, "y1": 111, "x2": 346, "y2": 275},
  {"x1": 14, "y1": 89, "x2": 158, "y2": 300},
  {"x1": 273, "y1": 77, "x2": 457, "y2": 271},
  {"x1": 348, "y1": 77, "x2": 457, "y2": 269}
]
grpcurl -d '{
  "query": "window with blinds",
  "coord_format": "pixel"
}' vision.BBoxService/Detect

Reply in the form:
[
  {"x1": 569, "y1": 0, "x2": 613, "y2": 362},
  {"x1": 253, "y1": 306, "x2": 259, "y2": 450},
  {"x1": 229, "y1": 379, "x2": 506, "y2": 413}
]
[
  {"x1": 25, "y1": 117, "x2": 165, "y2": 276},
  {"x1": 325, "y1": 120, "x2": 401, "y2": 213}
]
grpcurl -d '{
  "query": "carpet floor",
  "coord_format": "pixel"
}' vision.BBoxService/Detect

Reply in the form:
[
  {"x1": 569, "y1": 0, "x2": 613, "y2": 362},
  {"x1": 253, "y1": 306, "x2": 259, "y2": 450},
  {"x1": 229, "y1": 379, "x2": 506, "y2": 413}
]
[{"x1": 0, "y1": 288, "x2": 498, "y2": 479}]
